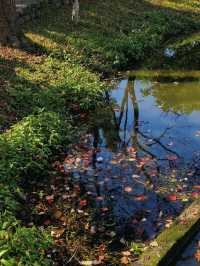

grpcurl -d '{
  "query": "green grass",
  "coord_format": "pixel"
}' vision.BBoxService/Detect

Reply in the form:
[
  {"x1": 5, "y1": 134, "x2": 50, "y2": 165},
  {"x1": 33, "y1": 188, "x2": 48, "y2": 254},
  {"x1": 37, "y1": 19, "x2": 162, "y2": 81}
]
[
  {"x1": 24, "y1": 0, "x2": 200, "y2": 72},
  {"x1": 136, "y1": 198, "x2": 200, "y2": 266},
  {"x1": 0, "y1": 110, "x2": 71, "y2": 265}
]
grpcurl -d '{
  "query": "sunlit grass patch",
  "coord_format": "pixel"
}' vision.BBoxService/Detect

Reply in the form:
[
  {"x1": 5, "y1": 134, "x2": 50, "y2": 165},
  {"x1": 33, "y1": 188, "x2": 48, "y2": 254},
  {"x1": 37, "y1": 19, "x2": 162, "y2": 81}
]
[{"x1": 147, "y1": 0, "x2": 200, "y2": 13}]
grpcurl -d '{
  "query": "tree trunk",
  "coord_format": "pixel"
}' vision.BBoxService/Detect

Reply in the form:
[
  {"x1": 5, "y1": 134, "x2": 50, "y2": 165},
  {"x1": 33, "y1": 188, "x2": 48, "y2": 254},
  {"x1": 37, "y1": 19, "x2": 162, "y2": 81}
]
[
  {"x1": 0, "y1": 0, "x2": 20, "y2": 47},
  {"x1": 72, "y1": 0, "x2": 79, "y2": 23}
]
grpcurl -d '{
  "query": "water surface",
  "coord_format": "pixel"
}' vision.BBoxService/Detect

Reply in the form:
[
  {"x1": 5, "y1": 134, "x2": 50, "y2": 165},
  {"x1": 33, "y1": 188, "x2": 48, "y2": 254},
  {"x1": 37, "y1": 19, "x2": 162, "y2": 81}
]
[{"x1": 65, "y1": 73, "x2": 200, "y2": 241}]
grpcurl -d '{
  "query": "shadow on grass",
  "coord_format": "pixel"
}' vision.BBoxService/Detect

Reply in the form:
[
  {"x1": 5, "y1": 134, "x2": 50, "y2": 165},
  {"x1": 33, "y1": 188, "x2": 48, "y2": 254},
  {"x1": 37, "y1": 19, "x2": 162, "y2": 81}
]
[{"x1": 23, "y1": 0, "x2": 200, "y2": 72}]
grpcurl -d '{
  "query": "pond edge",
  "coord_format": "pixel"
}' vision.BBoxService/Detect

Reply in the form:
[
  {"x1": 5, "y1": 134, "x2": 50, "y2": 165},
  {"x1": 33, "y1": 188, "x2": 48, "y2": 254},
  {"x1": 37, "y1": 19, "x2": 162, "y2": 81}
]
[{"x1": 135, "y1": 198, "x2": 200, "y2": 266}]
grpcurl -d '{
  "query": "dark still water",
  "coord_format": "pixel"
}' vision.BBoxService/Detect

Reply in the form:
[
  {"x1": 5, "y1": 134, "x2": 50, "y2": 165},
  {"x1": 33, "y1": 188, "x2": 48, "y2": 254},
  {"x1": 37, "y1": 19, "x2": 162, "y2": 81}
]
[{"x1": 64, "y1": 74, "x2": 200, "y2": 242}]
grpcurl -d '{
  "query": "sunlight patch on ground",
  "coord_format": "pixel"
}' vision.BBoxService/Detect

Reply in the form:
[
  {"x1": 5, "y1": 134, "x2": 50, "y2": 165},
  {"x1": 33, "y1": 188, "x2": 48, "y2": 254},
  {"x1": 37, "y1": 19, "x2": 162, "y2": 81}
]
[{"x1": 147, "y1": 0, "x2": 200, "y2": 13}]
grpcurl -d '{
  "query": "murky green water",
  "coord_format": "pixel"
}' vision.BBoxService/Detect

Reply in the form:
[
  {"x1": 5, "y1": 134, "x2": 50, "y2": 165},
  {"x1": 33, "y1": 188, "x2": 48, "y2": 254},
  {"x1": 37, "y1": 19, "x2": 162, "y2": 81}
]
[{"x1": 65, "y1": 72, "x2": 200, "y2": 244}]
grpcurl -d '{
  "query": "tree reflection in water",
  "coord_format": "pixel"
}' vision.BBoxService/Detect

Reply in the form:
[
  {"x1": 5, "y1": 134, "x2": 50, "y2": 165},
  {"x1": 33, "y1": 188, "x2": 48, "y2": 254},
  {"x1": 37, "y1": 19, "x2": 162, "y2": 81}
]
[{"x1": 69, "y1": 77, "x2": 200, "y2": 240}]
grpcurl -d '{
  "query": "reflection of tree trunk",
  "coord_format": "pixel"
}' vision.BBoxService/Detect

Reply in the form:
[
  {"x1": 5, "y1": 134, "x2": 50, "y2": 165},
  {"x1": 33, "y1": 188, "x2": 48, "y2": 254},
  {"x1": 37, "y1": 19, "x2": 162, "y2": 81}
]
[
  {"x1": 92, "y1": 127, "x2": 101, "y2": 197},
  {"x1": 0, "y1": 0, "x2": 20, "y2": 47},
  {"x1": 123, "y1": 99, "x2": 128, "y2": 144},
  {"x1": 92, "y1": 126, "x2": 99, "y2": 166},
  {"x1": 118, "y1": 82, "x2": 129, "y2": 127},
  {"x1": 129, "y1": 80, "x2": 139, "y2": 147},
  {"x1": 116, "y1": 79, "x2": 140, "y2": 148}
]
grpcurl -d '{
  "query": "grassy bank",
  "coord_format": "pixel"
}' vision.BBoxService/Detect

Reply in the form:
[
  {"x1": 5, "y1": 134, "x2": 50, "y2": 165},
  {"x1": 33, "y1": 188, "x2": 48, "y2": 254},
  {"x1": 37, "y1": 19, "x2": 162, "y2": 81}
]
[
  {"x1": 24, "y1": 0, "x2": 200, "y2": 73},
  {"x1": 0, "y1": 111, "x2": 69, "y2": 265},
  {"x1": 0, "y1": 0, "x2": 200, "y2": 264}
]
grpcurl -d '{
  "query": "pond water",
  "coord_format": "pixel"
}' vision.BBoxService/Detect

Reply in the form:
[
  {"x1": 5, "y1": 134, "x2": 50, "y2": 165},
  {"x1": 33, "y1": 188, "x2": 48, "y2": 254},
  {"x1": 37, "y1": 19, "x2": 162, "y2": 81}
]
[
  {"x1": 64, "y1": 73, "x2": 200, "y2": 242},
  {"x1": 176, "y1": 231, "x2": 200, "y2": 266}
]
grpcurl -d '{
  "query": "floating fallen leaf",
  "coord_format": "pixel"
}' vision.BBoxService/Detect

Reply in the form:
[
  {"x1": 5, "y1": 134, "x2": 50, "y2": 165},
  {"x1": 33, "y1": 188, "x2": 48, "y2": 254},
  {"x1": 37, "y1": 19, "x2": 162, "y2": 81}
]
[
  {"x1": 195, "y1": 250, "x2": 200, "y2": 262},
  {"x1": 132, "y1": 174, "x2": 140, "y2": 178},
  {"x1": 166, "y1": 155, "x2": 178, "y2": 161},
  {"x1": 167, "y1": 194, "x2": 177, "y2": 201},
  {"x1": 110, "y1": 160, "x2": 118, "y2": 165},
  {"x1": 193, "y1": 185, "x2": 200, "y2": 190},
  {"x1": 128, "y1": 158, "x2": 136, "y2": 161},
  {"x1": 79, "y1": 199, "x2": 87, "y2": 206},
  {"x1": 134, "y1": 195, "x2": 146, "y2": 201},
  {"x1": 96, "y1": 196, "x2": 104, "y2": 201},
  {"x1": 192, "y1": 192, "x2": 199, "y2": 198},
  {"x1": 124, "y1": 186, "x2": 133, "y2": 193}
]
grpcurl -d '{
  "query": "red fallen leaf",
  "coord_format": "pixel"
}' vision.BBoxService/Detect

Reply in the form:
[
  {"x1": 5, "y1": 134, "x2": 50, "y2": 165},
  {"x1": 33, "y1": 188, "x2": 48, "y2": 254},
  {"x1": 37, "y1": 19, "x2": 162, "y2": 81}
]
[
  {"x1": 134, "y1": 195, "x2": 146, "y2": 201},
  {"x1": 194, "y1": 250, "x2": 200, "y2": 262},
  {"x1": 43, "y1": 219, "x2": 51, "y2": 225},
  {"x1": 80, "y1": 113, "x2": 87, "y2": 119},
  {"x1": 96, "y1": 196, "x2": 104, "y2": 201},
  {"x1": 166, "y1": 155, "x2": 178, "y2": 161},
  {"x1": 64, "y1": 158, "x2": 75, "y2": 164},
  {"x1": 74, "y1": 185, "x2": 81, "y2": 193},
  {"x1": 101, "y1": 207, "x2": 109, "y2": 212},
  {"x1": 176, "y1": 186, "x2": 183, "y2": 192},
  {"x1": 192, "y1": 192, "x2": 199, "y2": 198},
  {"x1": 98, "y1": 243, "x2": 105, "y2": 260},
  {"x1": 127, "y1": 147, "x2": 136, "y2": 153},
  {"x1": 83, "y1": 160, "x2": 90, "y2": 167},
  {"x1": 167, "y1": 194, "x2": 177, "y2": 201},
  {"x1": 46, "y1": 195, "x2": 54, "y2": 204},
  {"x1": 193, "y1": 185, "x2": 200, "y2": 190},
  {"x1": 79, "y1": 199, "x2": 87, "y2": 206}
]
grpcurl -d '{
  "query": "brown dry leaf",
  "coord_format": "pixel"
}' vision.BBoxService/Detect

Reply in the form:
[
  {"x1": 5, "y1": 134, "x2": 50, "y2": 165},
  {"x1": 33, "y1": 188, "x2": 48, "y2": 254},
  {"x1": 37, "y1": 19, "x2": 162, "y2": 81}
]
[
  {"x1": 121, "y1": 251, "x2": 131, "y2": 256},
  {"x1": 110, "y1": 160, "x2": 118, "y2": 165},
  {"x1": 194, "y1": 250, "x2": 200, "y2": 262},
  {"x1": 124, "y1": 186, "x2": 133, "y2": 193},
  {"x1": 51, "y1": 227, "x2": 65, "y2": 238},
  {"x1": 52, "y1": 208, "x2": 63, "y2": 219},
  {"x1": 121, "y1": 256, "x2": 129, "y2": 264}
]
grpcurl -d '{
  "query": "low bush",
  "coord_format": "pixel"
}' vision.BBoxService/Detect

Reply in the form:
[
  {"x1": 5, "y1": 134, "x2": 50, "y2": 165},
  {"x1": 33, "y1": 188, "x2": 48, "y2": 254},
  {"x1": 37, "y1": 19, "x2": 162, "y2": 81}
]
[
  {"x1": 0, "y1": 110, "x2": 73, "y2": 183},
  {"x1": 0, "y1": 110, "x2": 75, "y2": 265}
]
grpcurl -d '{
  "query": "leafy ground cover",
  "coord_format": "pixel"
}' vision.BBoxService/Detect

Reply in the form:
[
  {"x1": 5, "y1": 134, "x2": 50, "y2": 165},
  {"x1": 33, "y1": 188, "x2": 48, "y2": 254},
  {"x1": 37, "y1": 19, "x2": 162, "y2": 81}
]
[
  {"x1": 24, "y1": 0, "x2": 200, "y2": 73},
  {"x1": 0, "y1": 0, "x2": 200, "y2": 265},
  {"x1": 0, "y1": 111, "x2": 70, "y2": 265}
]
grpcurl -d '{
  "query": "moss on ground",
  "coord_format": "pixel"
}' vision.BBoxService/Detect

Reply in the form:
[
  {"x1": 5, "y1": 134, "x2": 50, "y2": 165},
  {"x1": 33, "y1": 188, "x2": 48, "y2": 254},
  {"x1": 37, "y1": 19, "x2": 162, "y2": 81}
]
[{"x1": 135, "y1": 198, "x2": 200, "y2": 266}]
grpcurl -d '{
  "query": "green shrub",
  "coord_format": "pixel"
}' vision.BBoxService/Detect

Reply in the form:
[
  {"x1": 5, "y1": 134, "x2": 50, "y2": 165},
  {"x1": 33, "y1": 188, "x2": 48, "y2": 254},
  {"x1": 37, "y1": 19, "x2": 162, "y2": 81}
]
[
  {"x1": 0, "y1": 212, "x2": 51, "y2": 266},
  {"x1": 0, "y1": 110, "x2": 72, "y2": 183},
  {"x1": 0, "y1": 109, "x2": 75, "y2": 265}
]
